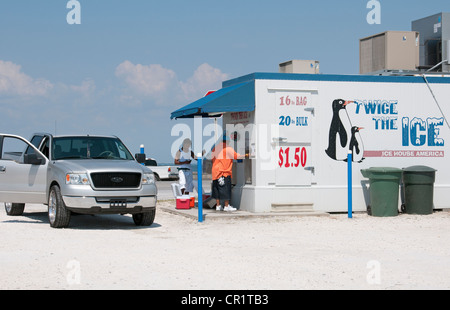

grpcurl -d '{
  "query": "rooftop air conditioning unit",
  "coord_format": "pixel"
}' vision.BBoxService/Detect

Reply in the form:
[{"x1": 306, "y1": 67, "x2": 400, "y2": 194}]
[
  {"x1": 359, "y1": 31, "x2": 420, "y2": 74},
  {"x1": 279, "y1": 60, "x2": 320, "y2": 74}
]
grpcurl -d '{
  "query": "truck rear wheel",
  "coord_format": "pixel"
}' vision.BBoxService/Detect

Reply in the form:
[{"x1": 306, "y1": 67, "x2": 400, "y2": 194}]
[
  {"x1": 5, "y1": 203, "x2": 25, "y2": 216},
  {"x1": 48, "y1": 185, "x2": 71, "y2": 228},
  {"x1": 132, "y1": 209, "x2": 155, "y2": 226}
]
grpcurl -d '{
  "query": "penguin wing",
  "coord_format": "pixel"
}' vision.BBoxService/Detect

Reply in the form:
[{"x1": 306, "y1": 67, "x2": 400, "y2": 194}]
[
  {"x1": 335, "y1": 132, "x2": 349, "y2": 161},
  {"x1": 337, "y1": 109, "x2": 352, "y2": 147},
  {"x1": 338, "y1": 121, "x2": 348, "y2": 147},
  {"x1": 353, "y1": 138, "x2": 360, "y2": 155}
]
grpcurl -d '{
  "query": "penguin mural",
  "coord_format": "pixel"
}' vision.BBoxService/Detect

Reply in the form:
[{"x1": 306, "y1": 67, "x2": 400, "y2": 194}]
[
  {"x1": 347, "y1": 127, "x2": 365, "y2": 163},
  {"x1": 325, "y1": 99, "x2": 353, "y2": 161}
]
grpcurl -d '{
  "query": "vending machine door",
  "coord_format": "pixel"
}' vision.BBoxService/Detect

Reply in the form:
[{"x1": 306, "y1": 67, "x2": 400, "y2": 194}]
[{"x1": 273, "y1": 90, "x2": 317, "y2": 186}]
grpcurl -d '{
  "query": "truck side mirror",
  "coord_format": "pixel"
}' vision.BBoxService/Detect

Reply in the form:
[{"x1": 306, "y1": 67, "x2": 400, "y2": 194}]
[
  {"x1": 24, "y1": 153, "x2": 45, "y2": 165},
  {"x1": 135, "y1": 153, "x2": 146, "y2": 164}
]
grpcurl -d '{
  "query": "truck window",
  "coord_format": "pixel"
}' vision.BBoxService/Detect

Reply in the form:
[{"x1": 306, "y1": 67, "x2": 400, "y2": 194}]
[
  {"x1": 1, "y1": 136, "x2": 32, "y2": 163},
  {"x1": 40, "y1": 137, "x2": 50, "y2": 159},
  {"x1": 116, "y1": 141, "x2": 129, "y2": 158},
  {"x1": 52, "y1": 137, "x2": 134, "y2": 160},
  {"x1": 144, "y1": 159, "x2": 157, "y2": 166},
  {"x1": 25, "y1": 135, "x2": 44, "y2": 156}
]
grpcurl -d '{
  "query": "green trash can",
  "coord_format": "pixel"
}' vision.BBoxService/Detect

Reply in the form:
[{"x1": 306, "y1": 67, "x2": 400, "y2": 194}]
[
  {"x1": 402, "y1": 166, "x2": 437, "y2": 215},
  {"x1": 361, "y1": 167, "x2": 403, "y2": 217}
]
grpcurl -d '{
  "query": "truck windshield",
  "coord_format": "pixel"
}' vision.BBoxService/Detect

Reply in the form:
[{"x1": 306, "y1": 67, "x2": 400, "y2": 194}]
[{"x1": 52, "y1": 137, "x2": 134, "y2": 160}]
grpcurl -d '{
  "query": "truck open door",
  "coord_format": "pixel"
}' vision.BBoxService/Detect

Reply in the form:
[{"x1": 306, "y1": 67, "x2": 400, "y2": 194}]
[{"x1": 0, "y1": 134, "x2": 48, "y2": 209}]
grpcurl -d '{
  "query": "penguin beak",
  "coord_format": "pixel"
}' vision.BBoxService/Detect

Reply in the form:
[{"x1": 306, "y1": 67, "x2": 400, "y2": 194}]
[
  {"x1": 358, "y1": 127, "x2": 364, "y2": 131},
  {"x1": 344, "y1": 101, "x2": 354, "y2": 106}
]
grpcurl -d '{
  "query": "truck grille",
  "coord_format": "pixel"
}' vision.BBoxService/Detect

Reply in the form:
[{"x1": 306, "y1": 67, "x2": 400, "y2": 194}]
[{"x1": 90, "y1": 172, "x2": 141, "y2": 189}]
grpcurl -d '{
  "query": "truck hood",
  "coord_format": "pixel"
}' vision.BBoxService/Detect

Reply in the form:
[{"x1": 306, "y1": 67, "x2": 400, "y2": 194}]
[{"x1": 54, "y1": 159, "x2": 153, "y2": 174}]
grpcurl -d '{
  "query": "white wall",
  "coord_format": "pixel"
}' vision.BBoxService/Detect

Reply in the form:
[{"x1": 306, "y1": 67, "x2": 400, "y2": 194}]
[{"x1": 227, "y1": 76, "x2": 450, "y2": 212}]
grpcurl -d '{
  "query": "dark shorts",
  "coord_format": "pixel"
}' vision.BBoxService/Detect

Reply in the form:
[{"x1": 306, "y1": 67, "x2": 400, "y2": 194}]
[{"x1": 212, "y1": 176, "x2": 232, "y2": 201}]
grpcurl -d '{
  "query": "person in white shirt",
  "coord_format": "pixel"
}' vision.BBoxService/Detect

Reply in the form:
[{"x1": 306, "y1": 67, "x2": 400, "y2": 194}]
[{"x1": 174, "y1": 138, "x2": 197, "y2": 195}]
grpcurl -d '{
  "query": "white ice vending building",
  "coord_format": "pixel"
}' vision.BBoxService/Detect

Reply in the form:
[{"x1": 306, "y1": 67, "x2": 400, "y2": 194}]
[{"x1": 171, "y1": 73, "x2": 450, "y2": 213}]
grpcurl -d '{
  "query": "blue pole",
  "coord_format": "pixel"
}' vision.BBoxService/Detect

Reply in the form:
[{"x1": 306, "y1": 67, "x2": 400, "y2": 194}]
[
  {"x1": 197, "y1": 154, "x2": 203, "y2": 223},
  {"x1": 140, "y1": 144, "x2": 145, "y2": 166},
  {"x1": 348, "y1": 151, "x2": 353, "y2": 219}
]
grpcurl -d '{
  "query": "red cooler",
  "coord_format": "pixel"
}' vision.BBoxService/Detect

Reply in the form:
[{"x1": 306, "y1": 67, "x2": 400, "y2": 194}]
[{"x1": 176, "y1": 196, "x2": 191, "y2": 210}]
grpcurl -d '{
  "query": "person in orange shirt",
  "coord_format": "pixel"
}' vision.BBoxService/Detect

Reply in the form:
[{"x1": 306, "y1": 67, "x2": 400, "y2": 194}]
[{"x1": 211, "y1": 134, "x2": 246, "y2": 212}]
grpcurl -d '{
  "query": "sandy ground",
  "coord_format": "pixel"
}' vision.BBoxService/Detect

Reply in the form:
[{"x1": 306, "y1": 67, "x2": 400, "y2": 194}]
[{"x1": 0, "y1": 201, "x2": 449, "y2": 290}]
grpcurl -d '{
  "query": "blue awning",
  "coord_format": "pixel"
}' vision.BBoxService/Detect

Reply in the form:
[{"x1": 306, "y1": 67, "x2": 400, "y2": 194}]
[{"x1": 170, "y1": 81, "x2": 255, "y2": 119}]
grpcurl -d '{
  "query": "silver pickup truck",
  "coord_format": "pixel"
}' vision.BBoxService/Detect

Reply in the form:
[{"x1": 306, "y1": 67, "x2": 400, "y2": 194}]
[{"x1": 0, "y1": 133, "x2": 157, "y2": 228}]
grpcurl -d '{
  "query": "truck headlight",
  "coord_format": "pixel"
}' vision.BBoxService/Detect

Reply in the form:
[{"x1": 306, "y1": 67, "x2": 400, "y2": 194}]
[
  {"x1": 66, "y1": 173, "x2": 90, "y2": 185},
  {"x1": 142, "y1": 173, "x2": 155, "y2": 185}
]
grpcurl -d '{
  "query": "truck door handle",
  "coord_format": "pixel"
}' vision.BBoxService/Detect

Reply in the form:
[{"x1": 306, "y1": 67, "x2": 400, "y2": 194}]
[{"x1": 0, "y1": 166, "x2": 6, "y2": 172}]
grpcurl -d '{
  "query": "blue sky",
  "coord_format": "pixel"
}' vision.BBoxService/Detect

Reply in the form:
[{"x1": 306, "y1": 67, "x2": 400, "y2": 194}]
[{"x1": 0, "y1": 0, "x2": 449, "y2": 163}]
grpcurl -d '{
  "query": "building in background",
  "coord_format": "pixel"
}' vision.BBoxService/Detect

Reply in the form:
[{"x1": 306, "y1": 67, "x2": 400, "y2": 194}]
[
  {"x1": 412, "y1": 12, "x2": 450, "y2": 73},
  {"x1": 360, "y1": 12, "x2": 450, "y2": 75}
]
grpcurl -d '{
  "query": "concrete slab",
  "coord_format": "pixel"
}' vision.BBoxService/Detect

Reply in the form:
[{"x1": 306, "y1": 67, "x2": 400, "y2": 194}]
[{"x1": 159, "y1": 200, "x2": 330, "y2": 221}]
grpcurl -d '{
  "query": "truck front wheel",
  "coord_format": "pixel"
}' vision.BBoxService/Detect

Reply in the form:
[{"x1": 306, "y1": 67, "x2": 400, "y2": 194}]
[
  {"x1": 132, "y1": 209, "x2": 155, "y2": 226},
  {"x1": 48, "y1": 185, "x2": 71, "y2": 228}
]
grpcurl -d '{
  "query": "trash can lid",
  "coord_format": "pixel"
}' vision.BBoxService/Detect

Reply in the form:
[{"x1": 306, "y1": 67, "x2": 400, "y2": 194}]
[
  {"x1": 363, "y1": 167, "x2": 403, "y2": 173},
  {"x1": 403, "y1": 165, "x2": 437, "y2": 172},
  {"x1": 361, "y1": 167, "x2": 403, "y2": 179}
]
